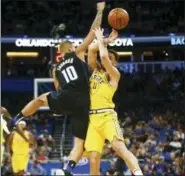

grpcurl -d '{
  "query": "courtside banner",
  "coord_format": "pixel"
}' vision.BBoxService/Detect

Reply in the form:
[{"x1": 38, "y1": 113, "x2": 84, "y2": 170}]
[{"x1": 1, "y1": 35, "x2": 184, "y2": 47}]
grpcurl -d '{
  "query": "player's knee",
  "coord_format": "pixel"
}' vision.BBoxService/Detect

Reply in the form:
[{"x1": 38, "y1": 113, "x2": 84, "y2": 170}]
[
  {"x1": 73, "y1": 138, "x2": 84, "y2": 150},
  {"x1": 111, "y1": 138, "x2": 128, "y2": 153},
  {"x1": 89, "y1": 152, "x2": 100, "y2": 166},
  {"x1": 37, "y1": 94, "x2": 47, "y2": 106},
  {"x1": 89, "y1": 156, "x2": 98, "y2": 166}
]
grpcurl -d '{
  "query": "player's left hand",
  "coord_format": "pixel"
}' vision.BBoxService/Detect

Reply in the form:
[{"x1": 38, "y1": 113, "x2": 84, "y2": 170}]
[
  {"x1": 93, "y1": 28, "x2": 104, "y2": 42},
  {"x1": 108, "y1": 29, "x2": 118, "y2": 43},
  {"x1": 97, "y1": 1, "x2": 106, "y2": 11}
]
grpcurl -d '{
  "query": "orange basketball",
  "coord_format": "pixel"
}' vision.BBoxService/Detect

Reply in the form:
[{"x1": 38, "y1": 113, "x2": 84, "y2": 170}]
[{"x1": 108, "y1": 8, "x2": 129, "y2": 30}]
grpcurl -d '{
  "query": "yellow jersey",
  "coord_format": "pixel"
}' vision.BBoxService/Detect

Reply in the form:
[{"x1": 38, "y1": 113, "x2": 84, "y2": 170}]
[
  {"x1": 12, "y1": 131, "x2": 30, "y2": 155},
  {"x1": 90, "y1": 70, "x2": 116, "y2": 110},
  {"x1": 1, "y1": 115, "x2": 7, "y2": 145},
  {"x1": 1, "y1": 122, "x2": 5, "y2": 145}
]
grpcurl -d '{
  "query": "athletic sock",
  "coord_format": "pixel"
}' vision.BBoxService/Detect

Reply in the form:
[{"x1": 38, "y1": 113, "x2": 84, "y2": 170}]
[
  {"x1": 68, "y1": 160, "x2": 76, "y2": 169},
  {"x1": 14, "y1": 112, "x2": 25, "y2": 125},
  {"x1": 64, "y1": 160, "x2": 76, "y2": 172},
  {"x1": 133, "y1": 169, "x2": 143, "y2": 176}
]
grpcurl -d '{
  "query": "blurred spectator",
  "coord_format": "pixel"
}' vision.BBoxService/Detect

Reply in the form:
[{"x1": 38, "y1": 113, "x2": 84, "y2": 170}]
[
  {"x1": 1, "y1": 156, "x2": 13, "y2": 176},
  {"x1": 169, "y1": 136, "x2": 182, "y2": 150},
  {"x1": 28, "y1": 160, "x2": 46, "y2": 176},
  {"x1": 38, "y1": 129, "x2": 55, "y2": 149}
]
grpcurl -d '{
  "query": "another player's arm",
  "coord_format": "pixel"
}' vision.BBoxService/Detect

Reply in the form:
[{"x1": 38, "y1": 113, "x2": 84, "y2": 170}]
[
  {"x1": 15, "y1": 125, "x2": 30, "y2": 143},
  {"x1": 52, "y1": 67, "x2": 60, "y2": 91},
  {"x1": 95, "y1": 28, "x2": 120, "y2": 81},
  {"x1": 6, "y1": 131, "x2": 15, "y2": 156},
  {"x1": 1, "y1": 107, "x2": 12, "y2": 119},
  {"x1": 88, "y1": 29, "x2": 118, "y2": 70},
  {"x1": 88, "y1": 43, "x2": 99, "y2": 70},
  {"x1": 2, "y1": 118, "x2": 10, "y2": 135},
  {"x1": 76, "y1": 2, "x2": 105, "y2": 61},
  {"x1": 29, "y1": 132, "x2": 37, "y2": 149}
]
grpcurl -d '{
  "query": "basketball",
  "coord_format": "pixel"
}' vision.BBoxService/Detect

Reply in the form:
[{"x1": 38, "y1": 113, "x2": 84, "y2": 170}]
[{"x1": 108, "y1": 8, "x2": 129, "y2": 30}]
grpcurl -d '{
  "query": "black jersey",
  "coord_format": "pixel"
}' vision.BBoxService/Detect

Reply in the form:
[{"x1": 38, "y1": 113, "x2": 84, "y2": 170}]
[{"x1": 55, "y1": 52, "x2": 90, "y2": 93}]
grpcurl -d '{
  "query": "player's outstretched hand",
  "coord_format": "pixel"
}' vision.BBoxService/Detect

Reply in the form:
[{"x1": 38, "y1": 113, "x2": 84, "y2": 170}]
[
  {"x1": 93, "y1": 28, "x2": 104, "y2": 42},
  {"x1": 97, "y1": 1, "x2": 105, "y2": 11},
  {"x1": 103, "y1": 29, "x2": 118, "y2": 45},
  {"x1": 108, "y1": 29, "x2": 118, "y2": 43}
]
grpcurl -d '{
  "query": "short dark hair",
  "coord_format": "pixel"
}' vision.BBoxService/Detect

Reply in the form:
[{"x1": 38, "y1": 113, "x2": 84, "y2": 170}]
[
  {"x1": 58, "y1": 40, "x2": 73, "y2": 52},
  {"x1": 108, "y1": 49, "x2": 119, "y2": 62}
]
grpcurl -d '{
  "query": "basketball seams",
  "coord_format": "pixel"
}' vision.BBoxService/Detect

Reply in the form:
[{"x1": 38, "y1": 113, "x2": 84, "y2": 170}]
[{"x1": 108, "y1": 8, "x2": 129, "y2": 30}]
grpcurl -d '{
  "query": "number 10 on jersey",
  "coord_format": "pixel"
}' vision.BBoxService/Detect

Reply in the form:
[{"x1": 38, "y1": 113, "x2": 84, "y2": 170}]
[{"x1": 62, "y1": 66, "x2": 78, "y2": 83}]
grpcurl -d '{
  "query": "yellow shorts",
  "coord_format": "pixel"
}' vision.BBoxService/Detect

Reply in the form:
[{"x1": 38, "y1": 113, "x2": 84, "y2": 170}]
[
  {"x1": 12, "y1": 154, "x2": 29, "y2": 173},
  {"x1": 85, "y1": 111, "x2": 124, "y2": 154},
  {"x1": 1, "y1": 144, "x2": 4, "y2": 164}
]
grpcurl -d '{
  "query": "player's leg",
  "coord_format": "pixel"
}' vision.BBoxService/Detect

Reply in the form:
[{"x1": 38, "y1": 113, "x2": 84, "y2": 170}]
[
  {"x1": 88, "y1": 151, "x2": 101, "y2": 175},
  {"x1": 111, "y1": 139, "x2": 143, "y2": 176},
  {"x1": 13, "y1": 92, "x2": 50, "y2": 142},
  {"x1": 104, "y1": 112, "x2": 143, "y2": 176},
  {"x1": 22, "y1": 155, "x2": 29, "y2": 175},
  {"x1": 63, "y1": 137, "x2": 84, "y2": 172},
  {"x1": 63, "y1": 116, "x2": 88, "y2": 174},
  {"x1": 85, "y1": 120, "x2": 105, "y2": 175},
  {"x1": 14, "y1": 92, "x2": 50, "y2": 123},
  {"x1": 12, "y1": 154, "x2": 22, "y2": 176}
]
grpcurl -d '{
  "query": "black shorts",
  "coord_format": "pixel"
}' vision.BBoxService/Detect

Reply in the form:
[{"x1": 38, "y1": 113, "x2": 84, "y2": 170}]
[
  {"x1": 70, "y1": 111, "x2": 89, "y2": 140},
  {"x1": 47, "y1": 90, "x2": 89, "y2": 140}
]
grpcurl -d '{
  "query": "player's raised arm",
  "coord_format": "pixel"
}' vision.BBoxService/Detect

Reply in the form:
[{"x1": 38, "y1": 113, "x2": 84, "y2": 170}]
[
  {"x1": 76, "y1": 2, "x2": 105, "y2": 61},
  {"x1": 52, "y1": 67, "x2": 60, "y2": 92},
  {"x1": 88, "y1": 29, "x2": 118, "y2": 70},
  {"x1": 94, "y1": 28, "x2": 120, "y2": 81},
  {"x1": 15, "y1": 120, "x2": 32, "y2": 144}
]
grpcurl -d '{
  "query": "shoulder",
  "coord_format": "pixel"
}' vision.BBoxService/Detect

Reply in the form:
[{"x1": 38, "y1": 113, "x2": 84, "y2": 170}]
[{"x1": 110, "y1": 67, "x2": 120, "y2": 80}]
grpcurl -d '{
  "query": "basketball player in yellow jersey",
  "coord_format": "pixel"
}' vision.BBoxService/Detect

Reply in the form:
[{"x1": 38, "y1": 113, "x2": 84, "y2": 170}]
[
  {"x1": 1, "y1": 107, "x2": 11, "y2": 165},
  {"x1": 7, "y1": 121, "x2": 35, "y2": 176},
  {"x1": 85, "y1": 28, "x2": 143, "y2": 176}
]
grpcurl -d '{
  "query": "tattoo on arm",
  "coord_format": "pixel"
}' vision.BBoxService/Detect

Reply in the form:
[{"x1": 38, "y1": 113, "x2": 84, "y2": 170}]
[{"x1": 91, "y1": 10, "x2": 103, "y2": 30}]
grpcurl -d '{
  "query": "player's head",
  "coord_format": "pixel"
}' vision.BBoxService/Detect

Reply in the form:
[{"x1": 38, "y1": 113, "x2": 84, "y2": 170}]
[
  {"x1": 58, "y1": 40, "x2": 75, "y2": 55},
  {"x1": 108, "y1": 49, "x2": 119, "y2": 66},
  {"x1": 18, "y1": 121, "x2": 26, "y2": 130}
]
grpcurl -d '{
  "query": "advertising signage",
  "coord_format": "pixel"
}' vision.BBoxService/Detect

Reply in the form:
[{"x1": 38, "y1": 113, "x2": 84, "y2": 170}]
[{"x1": 1, "y1": 35, "x2": 184, "y2": 48}]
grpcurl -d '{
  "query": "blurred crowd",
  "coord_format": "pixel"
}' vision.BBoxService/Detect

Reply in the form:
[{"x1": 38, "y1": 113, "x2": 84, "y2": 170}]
[
  {"x1": 102, "y1": 110, "x2": 185, "y2": 176},
  {"x1": 2, "y1": 57, "x2": 50, "y2": 78},
  {"x1": 28, "y1": 113, "x2": 55, "y2": 162},
  {"x1": 115, "y1": 67, "x2": 184, "y2": 119},
  {"x1": 2, "y1": 0, "x2": 184, "y2": 37}
]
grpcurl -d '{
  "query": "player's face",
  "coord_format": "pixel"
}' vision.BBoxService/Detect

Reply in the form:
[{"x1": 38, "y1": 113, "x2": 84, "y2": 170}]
[
  {"x1": 19, "y1": 124, "x2": 26, "y2": 130},
  {"x1": 108, "y1": 52, "x2": 117, "y2": 66}
]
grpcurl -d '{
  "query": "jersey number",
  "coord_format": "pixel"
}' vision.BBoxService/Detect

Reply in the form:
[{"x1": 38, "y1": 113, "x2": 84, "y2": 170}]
[{"x1": 62, "y1": 66, "x2": 78, "y2": 83}]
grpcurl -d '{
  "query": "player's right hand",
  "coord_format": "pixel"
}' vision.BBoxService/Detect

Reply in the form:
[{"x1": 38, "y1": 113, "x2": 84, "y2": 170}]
[
  {"x1": 97, "y1": 1, "x2": 106, "y2": 11},
  {"x1": 93, "y1": 28, "x2": 104, "y2": 42}
]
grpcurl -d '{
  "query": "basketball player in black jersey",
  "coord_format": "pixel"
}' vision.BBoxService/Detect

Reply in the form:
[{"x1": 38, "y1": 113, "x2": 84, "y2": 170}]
[{"x1": 14, "y1": 2, "x2": 105, "y2": 175}]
